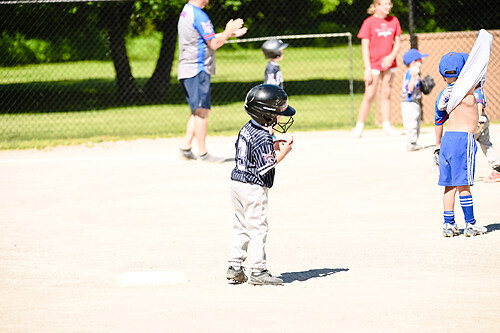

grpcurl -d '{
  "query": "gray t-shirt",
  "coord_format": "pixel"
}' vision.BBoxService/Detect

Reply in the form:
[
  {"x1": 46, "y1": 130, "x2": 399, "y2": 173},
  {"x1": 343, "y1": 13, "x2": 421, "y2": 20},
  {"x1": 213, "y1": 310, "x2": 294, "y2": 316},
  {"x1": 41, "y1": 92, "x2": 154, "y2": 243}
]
[{"x1": 177, "y1": 3, "x2": 216, "y2": 80}]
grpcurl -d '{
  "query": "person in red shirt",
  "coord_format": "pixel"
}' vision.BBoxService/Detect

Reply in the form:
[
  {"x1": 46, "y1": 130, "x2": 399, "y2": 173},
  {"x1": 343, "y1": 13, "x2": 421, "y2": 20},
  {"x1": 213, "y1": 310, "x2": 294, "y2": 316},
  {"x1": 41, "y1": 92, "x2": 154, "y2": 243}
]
[{"x1": 352, "y1": 0, "x2": 402, "y2": 138}]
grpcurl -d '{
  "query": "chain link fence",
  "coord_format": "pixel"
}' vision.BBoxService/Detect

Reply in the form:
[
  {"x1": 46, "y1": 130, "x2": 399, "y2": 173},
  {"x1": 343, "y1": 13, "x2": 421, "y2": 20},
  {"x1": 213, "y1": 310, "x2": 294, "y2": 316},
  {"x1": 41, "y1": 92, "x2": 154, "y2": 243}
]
[{"x1": 0, "y1": 0, "x2": 498, "y2": 148}]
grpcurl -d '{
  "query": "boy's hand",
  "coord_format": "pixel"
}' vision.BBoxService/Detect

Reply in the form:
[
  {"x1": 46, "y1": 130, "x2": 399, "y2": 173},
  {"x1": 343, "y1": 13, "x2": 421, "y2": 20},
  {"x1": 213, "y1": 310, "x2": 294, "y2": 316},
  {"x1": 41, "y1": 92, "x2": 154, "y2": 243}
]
[
  {"x1": 410, "y1": 65, "x2": 420, "y2": 76},
  {"x1": 281, "y1": 135, "x2": 293, "y2": 152},
  {"x1": 273, "y1": 139, "x2": 286, "y2": 151},
  {"x1": 277, "y1": 135, "x2": 293, "y2": 153}
]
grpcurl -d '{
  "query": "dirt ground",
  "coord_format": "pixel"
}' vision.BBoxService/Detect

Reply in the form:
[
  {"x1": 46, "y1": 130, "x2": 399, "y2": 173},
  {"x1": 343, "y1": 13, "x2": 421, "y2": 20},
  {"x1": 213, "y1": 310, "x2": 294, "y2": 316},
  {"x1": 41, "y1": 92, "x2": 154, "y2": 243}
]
[{"x1": 1, "y1": 125, "x2": 500, "y2": 333}]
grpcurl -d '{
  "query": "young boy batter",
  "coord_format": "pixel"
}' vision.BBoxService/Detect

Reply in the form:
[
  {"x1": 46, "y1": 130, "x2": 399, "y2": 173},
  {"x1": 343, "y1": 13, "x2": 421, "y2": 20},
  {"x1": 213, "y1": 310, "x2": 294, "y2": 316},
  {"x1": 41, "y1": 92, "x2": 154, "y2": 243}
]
[
  {"x1": 226, "y1": 84, "x2": 295, "y2": 285},
  {"x1": 434, "y1": 30, "x2": 492, "y2": 237}
]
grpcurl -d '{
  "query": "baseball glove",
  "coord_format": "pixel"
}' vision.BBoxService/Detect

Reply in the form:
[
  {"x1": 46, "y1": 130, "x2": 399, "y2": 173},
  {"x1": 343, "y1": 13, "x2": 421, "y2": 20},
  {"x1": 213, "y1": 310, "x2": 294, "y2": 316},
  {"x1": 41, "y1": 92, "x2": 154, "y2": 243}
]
[
  {"x1": 433, "y1": 148, "x2": 440, "y2": 165},
  {"x1": 421, "y1": 75, "x2": 435, "y2": 95}
]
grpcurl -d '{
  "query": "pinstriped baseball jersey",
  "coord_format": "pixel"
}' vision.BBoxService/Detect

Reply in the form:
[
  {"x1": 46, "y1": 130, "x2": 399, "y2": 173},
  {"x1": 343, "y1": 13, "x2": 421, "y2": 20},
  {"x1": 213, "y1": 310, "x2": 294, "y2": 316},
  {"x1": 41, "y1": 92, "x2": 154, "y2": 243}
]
[
  {"x1": 231, "y1": 120, "x2": 277, "y2": 188},
  {"x1": 264, "y1": 61, "x2": 284, "y2": 89},
  {"x1": 177, "y1": 3, "x2": 216, "y2": 80}
]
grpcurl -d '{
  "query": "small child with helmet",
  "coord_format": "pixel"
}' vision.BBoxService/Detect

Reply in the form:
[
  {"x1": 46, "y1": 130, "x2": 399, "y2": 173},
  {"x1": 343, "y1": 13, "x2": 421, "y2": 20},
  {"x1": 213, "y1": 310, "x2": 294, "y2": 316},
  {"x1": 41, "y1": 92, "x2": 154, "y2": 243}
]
[
  {"x1": 262, "y1": 39, "x2": 288, "y2": 89},
  {"x1": 226, "y1": 84, "x2": 295, "y2": 286}
]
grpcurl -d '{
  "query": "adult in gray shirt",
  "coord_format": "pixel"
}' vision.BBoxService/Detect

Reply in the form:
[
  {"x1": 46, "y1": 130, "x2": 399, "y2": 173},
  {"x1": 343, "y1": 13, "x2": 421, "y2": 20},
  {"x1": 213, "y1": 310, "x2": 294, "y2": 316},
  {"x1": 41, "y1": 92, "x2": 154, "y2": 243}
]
[{"x1": 178, "y1": 0, "x2": 247, "y2": 162}]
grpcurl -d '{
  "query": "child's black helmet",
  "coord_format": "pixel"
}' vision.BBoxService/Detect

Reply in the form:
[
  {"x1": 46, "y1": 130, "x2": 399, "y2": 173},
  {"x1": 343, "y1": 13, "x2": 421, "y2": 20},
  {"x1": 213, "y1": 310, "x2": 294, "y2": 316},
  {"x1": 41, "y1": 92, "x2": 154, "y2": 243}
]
[
  {"x1": 261, "y1": 39, "x2": 288, "y2": 59},
  {"x1": 244, "y1": 84, "x2": 295, "y2": 133}
]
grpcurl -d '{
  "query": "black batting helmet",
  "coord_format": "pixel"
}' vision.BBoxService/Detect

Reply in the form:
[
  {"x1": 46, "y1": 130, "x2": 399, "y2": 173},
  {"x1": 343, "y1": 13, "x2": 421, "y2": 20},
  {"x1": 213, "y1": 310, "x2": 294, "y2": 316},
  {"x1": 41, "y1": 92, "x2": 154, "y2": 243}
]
[
  {"x1": 244, "y1": 84, "x2": 296, "y2": 133},
  {"x1": 261, "y1": 39, "x2": 288, "y2": 59}
]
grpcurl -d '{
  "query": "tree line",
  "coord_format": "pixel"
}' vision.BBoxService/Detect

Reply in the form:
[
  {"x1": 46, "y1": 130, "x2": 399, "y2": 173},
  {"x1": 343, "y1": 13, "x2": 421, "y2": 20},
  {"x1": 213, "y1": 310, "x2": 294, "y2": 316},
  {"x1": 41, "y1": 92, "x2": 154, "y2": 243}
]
[{"x1": 0, "y1": 0, "x2": 497, "y2": 102}]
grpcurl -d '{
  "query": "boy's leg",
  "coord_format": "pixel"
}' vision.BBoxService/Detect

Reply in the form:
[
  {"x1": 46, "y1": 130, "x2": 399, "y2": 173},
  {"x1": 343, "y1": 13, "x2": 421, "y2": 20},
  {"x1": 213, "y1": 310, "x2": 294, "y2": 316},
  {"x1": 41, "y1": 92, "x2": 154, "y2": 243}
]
[
  {"x1": 458, "y1": 186, "x2": 487, "y2": 237},
  {"x1": 401, "y1": 102, "x2": 420, "y2": 149},
  {"x1": 245, "y1": 185, "x2": 269, "y2": 273},
  {"x1": 228, "y1": 182, "x2": 251, "y2": 269},
  {"x1": 238, "y1": 185, "x2": 283, "y2": 286},
  {"x1": 442, "y1": 186, "x2": 459, "y2": 237},
  {"x1": 443, "y1": 186, "x2": 456, "y2": 211}
]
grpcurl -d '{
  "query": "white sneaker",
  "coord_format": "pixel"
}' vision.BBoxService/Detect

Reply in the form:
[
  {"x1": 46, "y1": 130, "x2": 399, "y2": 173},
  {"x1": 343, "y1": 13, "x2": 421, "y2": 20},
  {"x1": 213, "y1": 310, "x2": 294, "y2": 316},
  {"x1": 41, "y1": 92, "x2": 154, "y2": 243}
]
[
  {"x1": 464, "y1": 223, "x2": 487, "y2": 237},
  {"x1": 443, "y1": 223, "x2": 460, "y2": 237},
  {"x1": 351, "y1": 128, "x2": 363, "y2": 138},
  {"x1": 407, "y1": 143, "x2": 422, "y2": 152},
  {"x1": 383, "y1": 125, "x2": 400, "y2": 136}
]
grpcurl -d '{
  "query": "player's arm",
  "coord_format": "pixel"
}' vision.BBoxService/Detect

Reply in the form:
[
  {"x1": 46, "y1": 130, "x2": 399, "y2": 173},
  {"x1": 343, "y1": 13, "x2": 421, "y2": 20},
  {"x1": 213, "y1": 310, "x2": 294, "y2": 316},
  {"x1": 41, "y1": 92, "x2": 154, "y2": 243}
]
[
  {"x1": 275, "y1": 135, "x2": 293, "y2": 164},
  {"x1": 205, "y1": 18, "x2": 247, "y2": 50},
  {"x1": 434, "y1": 89, "x2": 448, "y2": 148},
  {"x1": 361, "y1": 39, "x2": 372, "y2": 83},
  {"x1": 477, "y1": 100, "x2": 484, "y2": 117},
  {"x1": 435, "y1": 125, "x2": 444, "y2": 147},
  {"x1": 382, "y1": 35, "x2": 400, "y2": 70},
  {"x1": 474, "y1": 88, "x2": 486, "y2": 116},
  {"x1": 475, "y1": 90, "x2": 487, "y2": 134},
  {"x1": 405, "y1": 70, "x2": 418, "y2": 94}
]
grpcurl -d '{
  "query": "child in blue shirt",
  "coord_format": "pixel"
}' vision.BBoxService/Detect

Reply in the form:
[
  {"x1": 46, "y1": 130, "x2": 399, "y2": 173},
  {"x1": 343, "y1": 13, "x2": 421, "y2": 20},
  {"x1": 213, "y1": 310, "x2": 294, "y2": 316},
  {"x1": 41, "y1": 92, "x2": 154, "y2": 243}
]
[{"x1": 401, "y1": 49, "x2": 428, "y2": 151}]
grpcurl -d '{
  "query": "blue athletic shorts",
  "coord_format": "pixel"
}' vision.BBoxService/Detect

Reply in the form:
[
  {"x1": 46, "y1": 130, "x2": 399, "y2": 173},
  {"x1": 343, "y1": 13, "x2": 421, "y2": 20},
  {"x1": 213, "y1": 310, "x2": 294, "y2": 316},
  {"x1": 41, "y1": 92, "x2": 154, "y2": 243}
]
[
  {"x1": 438, "y1": 131, "x2": 477, "y2": 186},
  {"x1": 180, "y1": 71, "x2": 211, "y2": 112}
]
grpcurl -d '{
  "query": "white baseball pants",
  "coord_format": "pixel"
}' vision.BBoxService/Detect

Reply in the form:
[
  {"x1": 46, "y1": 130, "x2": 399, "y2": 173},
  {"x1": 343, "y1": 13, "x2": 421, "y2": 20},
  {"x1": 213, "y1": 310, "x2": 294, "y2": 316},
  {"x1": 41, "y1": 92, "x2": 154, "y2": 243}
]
[
  {"x1": 228, "y1": 180, "x2": 269, "y2": 273},
  {"x1": 401, "y1": 101, "x2": 421, "y2": 145}
]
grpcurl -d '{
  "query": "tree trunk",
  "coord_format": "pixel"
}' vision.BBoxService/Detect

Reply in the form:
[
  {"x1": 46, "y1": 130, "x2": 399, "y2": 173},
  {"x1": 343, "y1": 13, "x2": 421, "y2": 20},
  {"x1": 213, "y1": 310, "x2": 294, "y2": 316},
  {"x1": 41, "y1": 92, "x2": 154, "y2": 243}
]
[
  {"x1": 104, "y1": 2, "x2": 142, "y2": 104},
  {"x1": 143, "y1": 14, "x2": 178, "y2": 102}
]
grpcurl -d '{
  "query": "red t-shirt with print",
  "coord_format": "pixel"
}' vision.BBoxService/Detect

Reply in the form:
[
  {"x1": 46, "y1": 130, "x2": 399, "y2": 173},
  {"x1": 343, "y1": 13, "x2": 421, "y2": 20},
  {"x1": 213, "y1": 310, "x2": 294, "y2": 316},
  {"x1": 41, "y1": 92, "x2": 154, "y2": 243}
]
[{"x1": 357, "y1": 15, "x2": 402, "y2": 71}]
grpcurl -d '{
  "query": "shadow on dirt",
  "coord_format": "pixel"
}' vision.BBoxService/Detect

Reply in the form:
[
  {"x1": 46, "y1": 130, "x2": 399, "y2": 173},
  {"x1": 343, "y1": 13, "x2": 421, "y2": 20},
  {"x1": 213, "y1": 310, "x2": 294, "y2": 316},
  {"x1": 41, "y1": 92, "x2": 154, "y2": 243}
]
[
  {"x1": 486, "y1": 223, "x2": 500, "y2": 232},
  {"x1": 278, "y1": 268, "x2": 349, "y2": 284}
]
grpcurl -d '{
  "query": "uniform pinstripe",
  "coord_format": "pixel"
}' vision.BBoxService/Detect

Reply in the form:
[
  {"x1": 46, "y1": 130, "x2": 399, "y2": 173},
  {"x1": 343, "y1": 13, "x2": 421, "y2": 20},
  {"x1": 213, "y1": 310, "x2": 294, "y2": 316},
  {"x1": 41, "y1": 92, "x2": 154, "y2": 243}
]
[{"x1": 231, "y1": 120, "x2": 277, "y2": 188}]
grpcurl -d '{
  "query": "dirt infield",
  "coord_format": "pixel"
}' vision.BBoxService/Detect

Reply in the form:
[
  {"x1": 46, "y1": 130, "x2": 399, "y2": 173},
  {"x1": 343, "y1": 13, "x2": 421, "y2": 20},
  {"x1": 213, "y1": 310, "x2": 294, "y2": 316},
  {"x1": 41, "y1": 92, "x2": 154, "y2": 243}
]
[{"x1": 1, "y1": 125, "x2": 500, "y2": 333}]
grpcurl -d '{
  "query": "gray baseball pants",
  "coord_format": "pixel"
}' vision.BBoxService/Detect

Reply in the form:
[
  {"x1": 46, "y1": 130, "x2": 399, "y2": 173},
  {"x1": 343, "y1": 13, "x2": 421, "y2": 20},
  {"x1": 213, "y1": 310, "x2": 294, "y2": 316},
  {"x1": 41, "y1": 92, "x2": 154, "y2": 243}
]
[{"x1": 475, "y1": 114, "x2": 500, "y2": 169}]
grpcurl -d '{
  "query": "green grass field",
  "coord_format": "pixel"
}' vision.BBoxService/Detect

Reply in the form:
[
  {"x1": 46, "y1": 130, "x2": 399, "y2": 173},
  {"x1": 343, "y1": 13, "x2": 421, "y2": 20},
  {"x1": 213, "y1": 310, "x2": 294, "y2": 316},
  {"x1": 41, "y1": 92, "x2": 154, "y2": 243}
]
[{"x1": 0, "y1": 35, "x2": 375, "y2": 150}]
